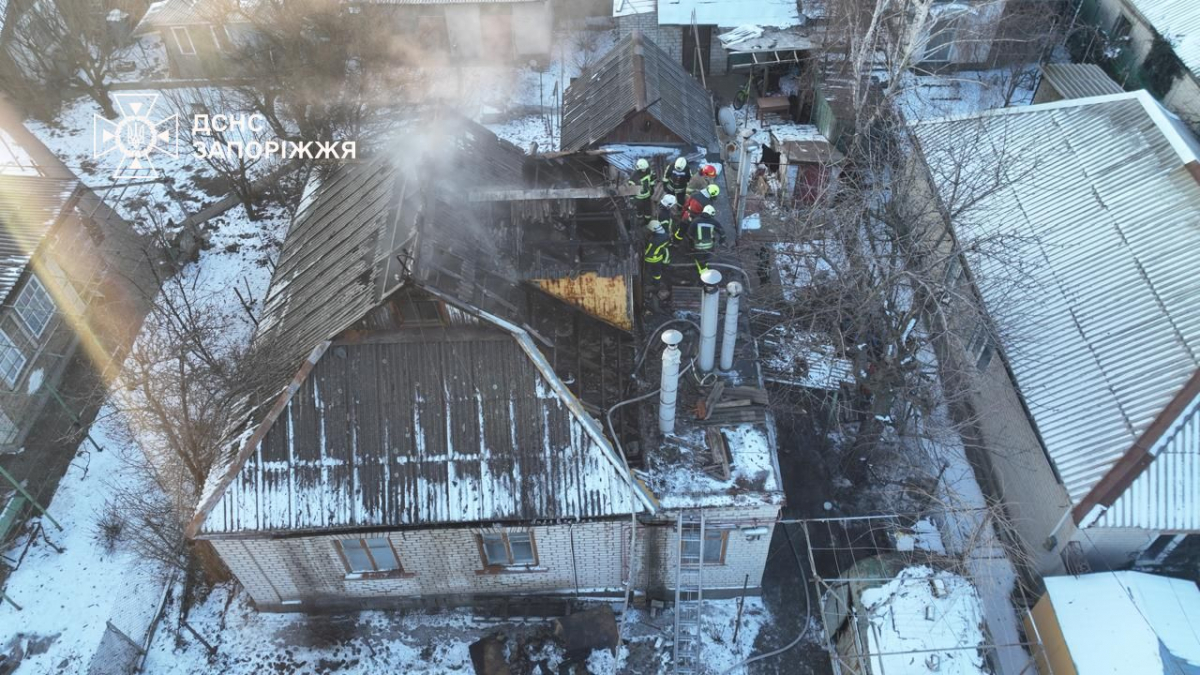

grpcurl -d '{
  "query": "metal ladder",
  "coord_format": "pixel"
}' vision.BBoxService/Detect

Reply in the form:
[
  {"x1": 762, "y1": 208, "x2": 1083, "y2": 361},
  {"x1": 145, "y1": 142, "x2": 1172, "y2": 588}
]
[{"x1": 673, "y1": 510, "x2": 705, "y2": 674}]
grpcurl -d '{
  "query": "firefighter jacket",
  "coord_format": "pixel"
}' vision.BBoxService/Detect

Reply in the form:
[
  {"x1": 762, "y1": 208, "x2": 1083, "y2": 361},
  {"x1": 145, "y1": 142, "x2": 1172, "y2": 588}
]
[
  {"x1": 644, "y1": 231, "x2": 671, "y2": 263},
  {"x1": 663, "y1": 165, "x2": 691, "y2": 194},
  {"x1": 684, "y1": 190, "x2": 715, "y2": 219},
  {"x1": 689, "y1": 215, "x2": 725, "y2": 251},
  {"x1": 629, "y1": 169, "x2": 655, "y2": 200}
]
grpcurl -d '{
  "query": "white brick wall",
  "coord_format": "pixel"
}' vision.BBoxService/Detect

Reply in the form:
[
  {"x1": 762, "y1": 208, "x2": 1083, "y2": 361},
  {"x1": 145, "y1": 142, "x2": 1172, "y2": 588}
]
[
  {"x1": 211, "y1": 503, "x2": 781, "y2": 611},
  {"x1": 615, "y1": 12, "x2": 729, "y2": 77}
]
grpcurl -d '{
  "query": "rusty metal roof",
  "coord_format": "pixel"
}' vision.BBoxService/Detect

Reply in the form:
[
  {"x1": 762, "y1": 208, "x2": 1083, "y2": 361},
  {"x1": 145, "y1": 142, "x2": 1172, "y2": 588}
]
[
  {"x1": 913, "y1": 92, "x2": 1200, "y2": 510},
  {"x1": 561, "y1": 32, "x2": 717, "y2": 152},
  {"x1": 200, "y1": 330, "x2": 644, "y2": 535},
  {"x1": 192, "y1": 117, "x2": 655, "y2": 536}
]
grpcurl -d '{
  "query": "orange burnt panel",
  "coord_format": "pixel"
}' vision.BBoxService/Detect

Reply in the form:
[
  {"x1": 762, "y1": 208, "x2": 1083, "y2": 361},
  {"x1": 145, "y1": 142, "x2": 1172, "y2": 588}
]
[{"x1": 533, "y1": 273, "x2": 632, "y2": 332}]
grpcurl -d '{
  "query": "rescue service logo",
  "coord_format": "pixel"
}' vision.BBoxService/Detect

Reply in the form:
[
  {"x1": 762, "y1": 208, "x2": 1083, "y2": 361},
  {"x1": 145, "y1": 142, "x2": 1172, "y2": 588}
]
[{"x1": 92, "y1": 92, "x2": 180, "y2": 181}]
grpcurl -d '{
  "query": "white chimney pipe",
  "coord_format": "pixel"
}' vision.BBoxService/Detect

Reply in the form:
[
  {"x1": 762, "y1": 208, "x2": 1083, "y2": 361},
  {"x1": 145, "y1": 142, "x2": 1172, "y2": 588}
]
[
  {"x1": 658, "y1": 329, "x2": 684, "y2": 435},
  {"x1": 720, "y1": 281, "x2": 743, "y2": 371},
  {"x1": 698, "y1": 269, "x2": 723, "y2": 372}
]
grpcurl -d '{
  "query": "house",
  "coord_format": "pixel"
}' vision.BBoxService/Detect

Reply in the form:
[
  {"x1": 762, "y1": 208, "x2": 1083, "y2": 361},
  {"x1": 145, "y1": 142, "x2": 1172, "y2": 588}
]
[
  {"x1": 1024, "y1": 572, "x2": 1200, "y2": 674},
  {"x1": 1032, "y1": 63, "x2": 1124, "y2": 103},
  {"x1": 909, "y1": 91, "x2": 1200, "y2": 575},
  {"x1": 611, "y1": 0, "x2": 806, "y2": 78},
  {"x1": 133, "y1": 0, "x2": 250, "y2": 79},
  {"x1": 1073, "y1": 0, "x2": 1200, "y2": 130},
  {"x1": 0, "y1": 101, "x2": 154, "y2": 455},
  {"x1": 134, "y1": 0, "x2": 555, "y2": 79},
  {"x1": 561, "y1": 31, "x2": 718, "y2": 153},
  {"x1": 188, "y1": 116, "x2": 784, "y2": 614}
]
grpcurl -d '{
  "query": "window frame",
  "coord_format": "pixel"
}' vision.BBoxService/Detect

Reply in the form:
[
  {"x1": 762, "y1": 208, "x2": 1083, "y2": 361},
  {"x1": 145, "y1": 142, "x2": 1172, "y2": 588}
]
[
  {"x1": 209, "y1": 25, "x2": 224, "y2": 52},
  {"x1": 681, "y1": 528, "x2": 729, "y2": 566},
  {"x1": 172, "y1": 26, "x2": 197, "y2": 56},
  {"x1": 0, "y1": 329, "x2": 27, "y2": 389},
  {"x1": 476, "y1": 530, "x2": 541, "y2": 571},
  {"x1": 334, "y1": 537, "x2": 411, "y2": 579},
  {"x1": 14, "y1": 275, "x2": 55, "y2": 338},
  {"x1": 1111, "y1": 14, "x2": 1133, "y2": 41},
  {"x1": 0, "y1": 407, "x2": 16, "y2": 444}
]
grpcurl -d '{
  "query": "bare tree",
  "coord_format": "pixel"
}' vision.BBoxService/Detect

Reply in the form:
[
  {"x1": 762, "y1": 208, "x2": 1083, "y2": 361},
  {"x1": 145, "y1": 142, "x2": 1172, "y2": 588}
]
[{"x1": 6, "y1": 0, "x2": 134, "y2": 118}]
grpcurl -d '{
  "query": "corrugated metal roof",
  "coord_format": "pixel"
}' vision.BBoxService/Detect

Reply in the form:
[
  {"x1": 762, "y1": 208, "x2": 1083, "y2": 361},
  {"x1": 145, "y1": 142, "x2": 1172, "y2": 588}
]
[
  {"x1": 657, "y1": 0, "x2": 800, "y2": 28},
  {"x1": 201, "y1": 333, "x2": 642, "y2": 535},
  {"x1": 1038, "y1": 63, "x2": 1124, "y2": 100},
  {"x1": 0, "y1": 175, "x2": 78, "y2": 304},
  {"x1": 1126, "y1": 0, "x2": 1200, "y2": 79},
  {"x1": 193, "y1": 117, "x2": 657, "y2": 536},
  {"x1": 561, "y1": 32, "x2": 718, "y2": 152},
  {"x1": 1096, "y1": 390, "x2": 1200, "y2": 530},
  {"x1": 135, "y1": 0, "x2": 244, "y2": 30},
  {"x1": 612, "y1": 0, "x2": 654, "y2": 17},
  {"x1": 913, "y1": 92, "x2": 1200, "y2": 507}
]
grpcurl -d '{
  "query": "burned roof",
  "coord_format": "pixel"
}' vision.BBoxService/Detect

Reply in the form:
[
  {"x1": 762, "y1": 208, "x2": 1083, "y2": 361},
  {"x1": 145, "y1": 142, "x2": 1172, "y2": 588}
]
[
  {"x1": 561, "y1": 32, "x2": 718, "y2": 152},
  {"x1": 199, "y1": 325, "x2": 645, "y2": 535},
  {"x1": 191, "y1": 117, "x2": 654, "y2": 537}
]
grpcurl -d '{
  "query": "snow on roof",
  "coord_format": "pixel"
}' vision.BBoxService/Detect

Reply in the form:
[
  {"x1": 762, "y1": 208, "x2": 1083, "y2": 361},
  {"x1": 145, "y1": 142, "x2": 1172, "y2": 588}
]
[
  {"x1": 1042, "y1": 572, "x2": 1200, "y2": 674},
  {"x1": 1126, "y1": 0, "x2": 1200, "y2": 79},
  {"x1": 640, "y1": 423, "x2": 782, "y2": 509},
  {"x1": 859, "y1": 566, "x2": 987, "y2": 675},
  {"x1": 912, "y1": 91, "x2": 1200, "y2": 507},
  {"x1": 657, "y1": 0, "x2": 801, "y2": 28}
]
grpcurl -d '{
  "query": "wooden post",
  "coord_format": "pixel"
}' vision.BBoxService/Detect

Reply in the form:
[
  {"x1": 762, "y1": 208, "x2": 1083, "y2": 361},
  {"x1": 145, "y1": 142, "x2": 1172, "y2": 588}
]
[{"x1": 732, "y1": 573, "x2": 749, "y2": 644}]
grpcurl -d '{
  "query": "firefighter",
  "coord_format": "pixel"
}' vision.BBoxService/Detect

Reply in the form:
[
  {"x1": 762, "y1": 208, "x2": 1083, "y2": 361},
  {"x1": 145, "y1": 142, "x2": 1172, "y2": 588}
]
[
  {"x1": 643, "y1": 219, "x2": 671, "y2": 283},
  {"x1": 662, "y1": 156, "x2": 691, "y2": 203},
  {"x1": 687, "y1": 164, "x2": 718, "y2": 196},
  {"x1": 682, "y1": 184, "x2": 720, "y2": 223},
  {"x1": 688, "y1": 204, "x2": 725, "y2": 275},
  {"x1": 628, "y1": 158, "x2": 656, "y2": 225},
  {"x1": 658, "y1": 194, "x2": 681, "y2": 242}
]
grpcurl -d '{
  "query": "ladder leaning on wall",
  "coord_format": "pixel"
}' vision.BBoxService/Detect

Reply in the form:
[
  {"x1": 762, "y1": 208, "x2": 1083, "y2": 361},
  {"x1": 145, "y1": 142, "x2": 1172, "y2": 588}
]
[{"x1": 673, "y1": 510, "x2": 706, "y2": 674}]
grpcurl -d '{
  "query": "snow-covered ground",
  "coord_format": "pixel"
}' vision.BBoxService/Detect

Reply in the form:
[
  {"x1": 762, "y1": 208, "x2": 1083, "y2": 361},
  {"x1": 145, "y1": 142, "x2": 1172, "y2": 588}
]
[{"x1": 895, "y1": 67, "x2": 1038, "y2": 120}]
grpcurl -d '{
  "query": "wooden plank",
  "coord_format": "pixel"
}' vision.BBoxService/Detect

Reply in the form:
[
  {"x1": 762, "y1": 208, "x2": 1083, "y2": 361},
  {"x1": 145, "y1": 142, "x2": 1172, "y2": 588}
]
[
  {"x1": 467, "y1": 185, "x2": 640, "y2": 202},
  {"x1": 700, "y1": 380, "x2": 725, "y2": 420},
  {"x1": 705, "y1": 428, "x2": 731, "y2": 481}
]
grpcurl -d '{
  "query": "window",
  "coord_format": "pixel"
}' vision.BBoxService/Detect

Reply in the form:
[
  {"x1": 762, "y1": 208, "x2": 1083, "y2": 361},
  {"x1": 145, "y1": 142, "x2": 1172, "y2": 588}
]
[
  {"x1": 209, "y1": 25, "x2": 224, "y2": 52},
  {"x1": 479, "y1": 531, "x2": 537, "y2": 567},
  {"x1": 682, "y1": 528, "x2": 728, "y2": 565},
  {"x1": 966, "y1": 322, "x2": 995, "y2": 372},
  {"x1": 15, "y1": 276, "x2": 55, "y2": 337},
  {"x1": 1111, "y1": 15, "x2": 1133, "y2": 41},
  {"x1": 336, "y1": 537, "x2": 401, "y2": 573},
  {"x1": 0, "y1": 330, "x2": 25, "y2": 388},
  {"x1": 943, "y1": 255, "x2": 963, "y2": 286},
  {"x1": 172, "y1": 26, "x2": 196, "y2": 55},
  {"x1": 0, "y1": 408, "x2": 16, "y2": 444},
  {"x1": 398, "y1": 296, "x2": 445, "y2": 326}
]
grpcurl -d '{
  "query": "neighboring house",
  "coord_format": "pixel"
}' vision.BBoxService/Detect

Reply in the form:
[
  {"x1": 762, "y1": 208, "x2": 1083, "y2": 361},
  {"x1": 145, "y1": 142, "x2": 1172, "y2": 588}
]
[
  {"x1": 133, "y1": 0, "x2": 249, "y2": 79},
  {"x1": 135, "y1": 0, "x2": 555, "y2": 78},
  {"x1": 1075, "y1": 0, "x2": 1200, "y2": 129},
  {"x1": 1032, "y1": 62, "x2": 1124, "y2": 103},
  {"x1": 910, "y1": 91, "x2": 1200, "y2": 575},
  {"x1": 611, "y1": 0, "x2": 806, "y2": 78},
  {"x1": 188, "y1": 117, "x2": 784, "y2": 612},
  {"x1": 0, "y1": 104, "x2": 154, "y2": 455},
  {"x1": 561, "y1": 31, "x2": 718, "y2": 152},
  {"x1": 914, "y1": 0, "x2": 1011, "y2": 67},
  {"x1": 1024, "y1": 572, "x2": 1200, "y2": 674}
]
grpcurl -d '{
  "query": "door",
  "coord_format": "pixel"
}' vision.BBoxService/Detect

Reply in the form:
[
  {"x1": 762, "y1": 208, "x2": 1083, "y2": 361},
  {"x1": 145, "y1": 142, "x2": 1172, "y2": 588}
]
[{"x1": 682, "y1": 25, "x2": 712, "y2": 77}]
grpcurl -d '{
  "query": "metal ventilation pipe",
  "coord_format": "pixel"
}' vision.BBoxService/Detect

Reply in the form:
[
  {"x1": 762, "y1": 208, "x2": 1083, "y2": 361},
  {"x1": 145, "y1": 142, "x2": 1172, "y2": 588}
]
[
  {"x1": 720, "y1": 281, "x2": 743, "y2": 372},
  {"x1": 658, "y1": 330, "x2": 684, "y2": 435},
  {"x1": 698, "y1": 269, "x2": 723, "y2": 372}
]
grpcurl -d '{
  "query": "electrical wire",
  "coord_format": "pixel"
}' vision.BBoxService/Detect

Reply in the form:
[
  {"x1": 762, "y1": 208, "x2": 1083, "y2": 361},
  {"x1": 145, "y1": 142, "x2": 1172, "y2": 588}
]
[
  {"x1": 631, "y1": 318, "x2": 701, "y2": 379},
  {"x1": 720, "y1": 522, "x2": 814, "y2": 675}
]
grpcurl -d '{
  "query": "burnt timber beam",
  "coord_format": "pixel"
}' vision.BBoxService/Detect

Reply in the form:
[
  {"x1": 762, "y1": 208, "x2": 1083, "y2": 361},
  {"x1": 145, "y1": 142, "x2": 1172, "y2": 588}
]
[{"x1": 468, "y1": 185, "x2": 640, "y2": 202}]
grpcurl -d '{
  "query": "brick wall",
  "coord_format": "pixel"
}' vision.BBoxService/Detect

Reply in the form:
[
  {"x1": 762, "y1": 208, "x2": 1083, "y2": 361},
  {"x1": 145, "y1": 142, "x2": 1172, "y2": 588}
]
[
  {"x1": 211, "y1": 504, "x2": 780, "y2": 611},
  {"x1": 614, "y1": 12, "x2": 729, "y2": 79}
]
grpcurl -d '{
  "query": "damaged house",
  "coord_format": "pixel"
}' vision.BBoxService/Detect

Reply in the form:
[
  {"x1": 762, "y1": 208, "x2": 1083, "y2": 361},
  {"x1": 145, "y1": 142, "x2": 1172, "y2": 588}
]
[{"x1": 188, "y1": 117, "x2": 783, "y2": 627}]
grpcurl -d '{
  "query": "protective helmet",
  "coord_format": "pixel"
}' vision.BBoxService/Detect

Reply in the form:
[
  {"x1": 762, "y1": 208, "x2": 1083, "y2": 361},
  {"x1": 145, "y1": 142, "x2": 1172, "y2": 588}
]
[
  {"x1": 707, "y1": 184, "x2": 720, "y2": 198},
  {"x1": 702, "y1": 205, "x2": 716, "y2": 216},
  {"x1": 636, "y1": 158, "x2": 650, "y2": 171},
  {"x1": 674, "y1": 157, "x2": 687, "y2": 171},
  {"x1": 647, "y1": 219, "x2": 665, "y2": 233},
  {"x1": 661, "y1": 194, "x2": 677, "y2": 208},
  {"x1": 700, "y1": 165, "x2": 717, "y2": 178}
]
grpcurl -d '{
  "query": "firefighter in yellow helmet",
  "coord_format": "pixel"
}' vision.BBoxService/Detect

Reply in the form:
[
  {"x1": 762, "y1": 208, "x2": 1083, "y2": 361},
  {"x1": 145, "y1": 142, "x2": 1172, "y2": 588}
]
[
  {"x1": 688, "y1": 204, "x2": 726, "y2": 275},
  {"x1": 643, "y1": 219, "x2": 671, "y2": 283}
]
